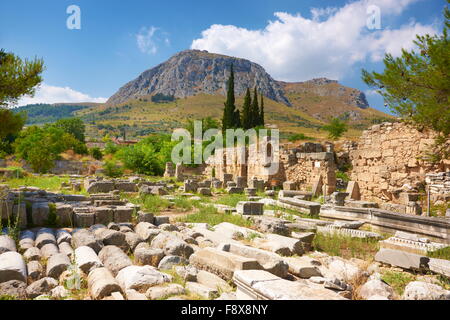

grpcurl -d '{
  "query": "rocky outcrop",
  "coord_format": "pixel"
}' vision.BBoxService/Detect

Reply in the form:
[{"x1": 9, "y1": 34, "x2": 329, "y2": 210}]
[{"x1": 107, "y1": 49, "x2": 289, "y2": 106}]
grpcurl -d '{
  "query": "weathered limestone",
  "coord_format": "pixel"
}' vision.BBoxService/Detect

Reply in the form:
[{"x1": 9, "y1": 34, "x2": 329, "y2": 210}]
[
  {"x1": 250, "y1": 216, "x2": 290, "y2": 236},
  {"x1": 146, "y1": 283, "x2": 185, "y2": 300},
  {"x1": 125, "y1": 232, "x2": 144, "y2": 251},
  {"x1": 253, "y1": 233, "x2": 304, "y2": 256},
  {"x1": 324, "y1": 257, "x2": 363, "y2": 282},
  {"x1": 125, "y1": 289, "x2": 148, "y2": 300},
  {"x1": 93, "y1": 207, "x2": 114, "y2": 225},
  {"x1": 19, "y1": 230, "x2": 35, "y2": 251},
  {"x1": 329, "y1": 192, "x2": 349, "y2": 206},
  {"x1": 46, "y1": 253, "x2": 71, "y2": 279},
  {"x1": 375, "y1": 248, "x2": 429, "y2": 271},
  {"x1": 74, "y1": 246, "x2": 103, "y2": 274},
  {"x1": 35, "y1": 228, "x2": 56, "y2": 249},
  {"x1": 137, "y1": 211, "x2": 154, "y2": 224},
  {"x1": 135, "y1": 222, "x2": 159, "y2": 241},
  {"x1": 175, "y1": 265, "x2": 198, "y2": 282},
  {"x1": 94, "y1": 228, "x2": 127, "y2": 250},
  {"x1": 58, "y1": 242, "x2": 74, "y2": 258},
  {"x1": 74, "y1": 210, "x2": 95, "y2": 228},
  {"x1": 40, "y1": 243, "x2": 60, "y2": 259},
  {"x1": 233, "y1": 270, "x2": 345, "y2": 300},
  {"x1": 189, "y1": 247, "x2": 261, "y2": 280},
  {"x1": 31, "y1": 202, "x2": 49, "y2": 226},
  {"x1": 86, "y1": 181, "x2": 115, "y2": 194},
  {"x1": 317, "y1": 225, "x2": 382, "y2": 239},
  {"x1": 359, "y1": 279, "x2": 394, "y2": 300},
  {"x1": 0, "y1": 280, "x2": 27, "y2": 299},
  {"x1": 0, "y1": 235, "x2": 16, "y2": 254},
  {"x1": 311, "y1": 176, "x2": 323, "y2": 197},
  {"x1": 283, "y1": 256, "x2": 322, "y2": 279},
  {"x1": 26, "y1": 277, "x2": 58, "y2": 299},
  {"x1": 163, "y1": 162, "x2": 175, "y2": 178},
  {"x1": 114, "y1": 206, "x2": 134, "y2": 223},
  {"x1": 23, "y1": 247, "x2": 41, "y2": 261},
  {"x1": 55, "y1": 203, "x2": 74, "y2": 226},
  {"x1": 283, "y1": 181, "x2": 297, "y2": 191},
  {"x1": 27, "y1": 261, "x2": 43, "y2": 281},
  {"x1": 278, "y1": 197, "x2": 321, "y2": 216},
  {"x1": 87, "y1": 267, "x2": 122, "y2": 300},
  {"x1": 236, "y1": 201, "x2": 264, "y2": 215},
  {"x1": 72, "y1": 229, "x2": 103, "y2": 253},
  {"x1": 116, "y1": 265, "x2": 171, "y2": 292},
  {"x1": 134, "y1": 248, "x2": 164, "y2": 267},
  {"x1": 402, "y1": 281, "x2": 450, "y2": 300},
  {"x1": 55, "y1": 229, "x2": 72, "y2": 245},
  {"x1": 428, "y1": 258, "x2": 450, "y2": 278},
  {"x1": 98, "y1": 245, "x2": 132, "y2": 276},
  {"x1": 218, "y1": 242, "x2": 289, "y2": 278},
  {"x1": 158, "y1": 255, "x2": 188, "y2": 270},
  {"x1": 379, "y1": 234, "x2": 446, "y2": 256},
  {"x1": 226, "y1": 186, "x2": 244, "y2": 194},
  {"x1": 186, "y1": 281, "x2": 219, "y2": 298},
  {"x1": 346, "y1": 181, "x2": 361, "y2": 200},
  {"x1": 0, "y1": 251, "x2": 27, "y2": 283}
]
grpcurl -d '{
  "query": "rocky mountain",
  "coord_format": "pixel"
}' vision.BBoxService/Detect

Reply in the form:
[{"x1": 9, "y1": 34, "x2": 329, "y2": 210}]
[
  {"x1": 107, "y1": 50, "x2": 289, "y2": 106},
  {"x1": 279, "y1": 78, "x2": 369, "y2": 109}
]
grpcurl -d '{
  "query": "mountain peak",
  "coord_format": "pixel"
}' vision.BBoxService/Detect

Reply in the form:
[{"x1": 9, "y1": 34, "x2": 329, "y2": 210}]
[{"x1": 107, "y1": 50, "x2": 290, "y2": 105}]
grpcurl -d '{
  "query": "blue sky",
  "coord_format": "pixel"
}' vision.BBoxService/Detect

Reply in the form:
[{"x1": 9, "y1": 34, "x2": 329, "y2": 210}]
[{"x1": 0, "y1": 0, "x2": 446, "y2": 113}]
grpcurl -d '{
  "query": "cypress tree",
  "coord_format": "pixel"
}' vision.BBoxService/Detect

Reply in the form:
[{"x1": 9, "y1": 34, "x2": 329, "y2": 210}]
[
  {"x1": 259, "y1": 94, "x2": 265, "y2": 126},
  {"x1": 241, "y1": 88, "x2": 252, "y2": 129},
  {"x1": 250, "y1": 87, "x2": 259, "y2": 128},
  {"x1": 222, "y1": 65, "x2": 236, "y2": 131}
]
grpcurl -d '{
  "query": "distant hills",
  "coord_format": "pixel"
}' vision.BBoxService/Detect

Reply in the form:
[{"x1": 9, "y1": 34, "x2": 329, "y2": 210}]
[
  {"x1": 15, "y1": 50, "x2": 393, "y2": 139},
  {"x1": 13, "y1": 103, "x2": 100, "y2": 125}
]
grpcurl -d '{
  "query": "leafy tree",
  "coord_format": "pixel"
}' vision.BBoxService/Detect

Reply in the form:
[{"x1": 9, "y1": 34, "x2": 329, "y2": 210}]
[
  {"x1": 116, "y1": 134, "x2": 176, "y2": 175},
  {"x1": 0, "y1": 49, "x2": 44, "y2": 106},
  {"x1": 362, "y1": 3, "x2": 450, "y2": 137},
  {"x1": 103, "y1": 160, "x2": 123, "y2": 178},
  {"x1": 50, "y1": 118, "x2": 86, "y2": 143},
  {"x1": 185, "y1": 116, "x2": 220, "y2": 136},
  {"x1": 89, "y1": 147, "x2": 103, "y2": 160},
  {"x1": 259, "y1": 94, "x2": 265, "y2": 126},
  {"x1": 250, "y1": 88, "x2": 259, "y2": 127},
  {"x1": 14, "y1": 126, "x2": 85, "y2": 173},
  {"x1": 241, "y1": 88, "x2": 252, "y2": 129},
  {"x1": 322, "y1": 117, "x2": 348, "y2": 140},
  {"x1": 0, "y1": 109, "x2": 27, "y2": 156},
  {"x1": 222, "y1": 65, "x2": 239, "y2": 130}
]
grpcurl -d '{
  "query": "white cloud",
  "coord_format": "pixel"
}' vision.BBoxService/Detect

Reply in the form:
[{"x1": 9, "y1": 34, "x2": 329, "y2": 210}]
[
  {"x1": 17, "y1": 83, "x2": 107, "y2": 106},
  {"x1": 191, "y1": 0, "x2": 438, "y2": 81},
  {"x1": 136, "y1": 26, "x2": 170, "y2": 55}
]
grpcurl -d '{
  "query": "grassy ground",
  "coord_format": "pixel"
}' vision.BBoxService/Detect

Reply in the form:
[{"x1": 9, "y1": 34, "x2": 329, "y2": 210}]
[
  {"x1": 427, "y1": 246, "x2": 450, "y2": 260},
  {"x1": 381, "y1": 270, "x2": 416, "y2": 296},
  {"x1": 177, "y1": 205, "x2": 252, "y2": 227},
  {"x1": 3, "y1": 175, "x2": 69, "y2": 191},
  {"x1": 312, "y1": 232, "x2": 380, "y2": 261}
]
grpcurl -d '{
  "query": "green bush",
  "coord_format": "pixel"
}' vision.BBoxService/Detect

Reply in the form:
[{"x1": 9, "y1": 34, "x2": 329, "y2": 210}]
[
  {"x1": 89, "y1": 147, "x2": 103, "y2": 160},
  {"x1": 288, "y1": 133, "x2": 312, "y2": 142},
  {"x1": 103, "y1": 160, "x2": 123, "y2": 178},
  {"x1": 116, "y1": 134, "x2": 175, "y2": 175}
]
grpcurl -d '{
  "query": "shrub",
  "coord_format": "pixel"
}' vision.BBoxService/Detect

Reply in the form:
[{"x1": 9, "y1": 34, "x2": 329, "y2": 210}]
[
  {"x1": 288, "y1": 133, "x2": 312, "y2": 142},
  {"x1": 89, "y1": 147, "x2": 103, "y2": 160},
  {"x1": 103, "y1": 160, "x2": 123, "y2": 178}
]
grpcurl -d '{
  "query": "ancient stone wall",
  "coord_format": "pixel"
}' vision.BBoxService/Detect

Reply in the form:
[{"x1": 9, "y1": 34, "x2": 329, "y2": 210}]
[
  {"x1": 349, "y1": 122, "x2": 449, "y2": 203},
  {"x1": 205, "y1": 139, "x2": 336, "y2": 192},
  {"x1": 281, "y1": 143, "x2": 336, "y2": 195}
]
